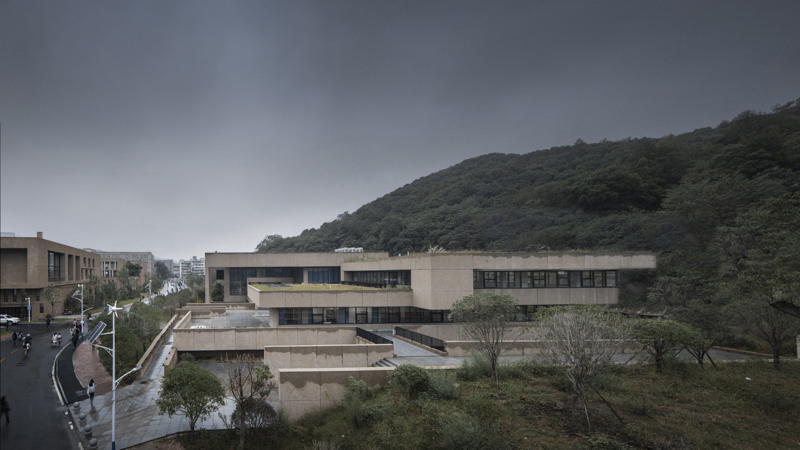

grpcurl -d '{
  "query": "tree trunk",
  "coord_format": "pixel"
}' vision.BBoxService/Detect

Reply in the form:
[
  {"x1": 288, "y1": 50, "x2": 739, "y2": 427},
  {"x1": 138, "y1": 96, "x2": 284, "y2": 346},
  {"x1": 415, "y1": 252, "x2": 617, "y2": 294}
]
[
  {"x1": 190, "y1": 424, "x2": 195, "y2": 441},
  {"x1": 239, "y1": 409, "x2": 246, "y2": 450},
  {"x1": 772, "y1": 346, "x2": 781, "y2": 369}
]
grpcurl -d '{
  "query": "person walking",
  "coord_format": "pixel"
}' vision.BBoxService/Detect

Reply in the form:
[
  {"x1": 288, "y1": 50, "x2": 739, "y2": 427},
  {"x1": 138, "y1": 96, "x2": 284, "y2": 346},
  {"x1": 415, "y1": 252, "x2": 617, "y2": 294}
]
[
  {"x1": 46, "y1": 317, "x2": 51, "y2": 329},
  {"x1": 88, "y1": 379, "x2": 96, "y2": 403},
  {"x1": 72, "y1": 334, "x2": 78, "y2": 349},
  {"x1": 0, "y1": 396, "x2": 9, "y2": 423},
  {"x1": 11, "y1": 331, "x2": 17, "y2": 346}
]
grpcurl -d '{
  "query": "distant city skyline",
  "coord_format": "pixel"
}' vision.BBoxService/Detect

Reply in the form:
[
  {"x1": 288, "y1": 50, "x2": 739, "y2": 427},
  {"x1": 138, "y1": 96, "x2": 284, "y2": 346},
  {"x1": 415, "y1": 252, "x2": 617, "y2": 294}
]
[{"x1": 2, "y1": 1, "x2": 798, "y2": 260}]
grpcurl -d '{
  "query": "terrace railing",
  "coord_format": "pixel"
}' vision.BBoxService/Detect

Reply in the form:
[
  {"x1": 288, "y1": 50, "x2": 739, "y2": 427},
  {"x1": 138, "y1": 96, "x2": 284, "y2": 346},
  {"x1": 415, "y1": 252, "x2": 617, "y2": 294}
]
[
  {"x1": 395, "y1": 326, "x2": 445, "y2": 352},
  {"x1": 356, "y1": 327, "x2": 393, "y2": 345}
]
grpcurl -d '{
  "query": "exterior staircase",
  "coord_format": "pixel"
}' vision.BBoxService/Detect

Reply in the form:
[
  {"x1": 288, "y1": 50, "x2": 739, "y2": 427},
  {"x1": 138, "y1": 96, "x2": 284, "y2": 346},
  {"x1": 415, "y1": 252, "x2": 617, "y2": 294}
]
[{"x1": 372, "y1": 358, "x2": 398, "y2": 368}]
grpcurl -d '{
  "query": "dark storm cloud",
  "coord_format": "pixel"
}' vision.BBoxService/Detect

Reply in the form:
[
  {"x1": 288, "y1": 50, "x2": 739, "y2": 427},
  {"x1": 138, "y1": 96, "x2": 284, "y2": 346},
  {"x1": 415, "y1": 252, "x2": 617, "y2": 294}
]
[{"x1": 1, "y1": 0, "x2": 798, "y2": 258}]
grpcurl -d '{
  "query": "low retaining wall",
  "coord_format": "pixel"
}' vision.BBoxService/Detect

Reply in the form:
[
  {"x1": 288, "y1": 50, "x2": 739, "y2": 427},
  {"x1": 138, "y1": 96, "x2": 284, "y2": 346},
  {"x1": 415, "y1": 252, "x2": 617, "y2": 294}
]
[
  {"x1": 444, "y1": 340, "x2": 544, "y2": 357},
  {"x1": 134, "y1": 314, "x2": 179, "y2": 380},
  {"x1": 163, "y1": 347, "x2": 178, "y2": 373},
  {"x1": 173, "y1": 311, "x2": 193, "y2": 329},
  {"x1": 279, "y1": 367, "x2": 394, "y2": 421},
  {"x1": 403, "y1": 323, "x2": 538, "y2": 341},
  {"x1": 264, "y1": 344, "x2": 393, "y2": 370},
  {"x1": 176, "y1": 307, "x2": 227, "y2": 317},
  {"x1": 173, "y1": 326, "x2": 361, "y2": 351}
]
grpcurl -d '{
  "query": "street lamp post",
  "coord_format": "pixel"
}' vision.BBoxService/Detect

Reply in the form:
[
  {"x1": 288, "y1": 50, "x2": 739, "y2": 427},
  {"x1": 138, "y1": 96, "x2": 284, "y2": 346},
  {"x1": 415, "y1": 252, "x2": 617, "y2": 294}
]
[
  {"x1": 93, "y1": 301, "x2": 141, "y2": 450},
  {"x1": 26, "y1": 297, "x2": 30, "y2": 322},
  {"x1": 72, "y1": 286, "x2": 85, "y2": 339}
]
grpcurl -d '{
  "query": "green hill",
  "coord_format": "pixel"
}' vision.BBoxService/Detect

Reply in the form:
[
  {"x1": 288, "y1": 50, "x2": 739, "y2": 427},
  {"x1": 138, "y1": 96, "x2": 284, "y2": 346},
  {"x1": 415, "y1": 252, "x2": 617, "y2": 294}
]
[{"x1": 257, "y1": 99, "x2": 799, "y2": 259}]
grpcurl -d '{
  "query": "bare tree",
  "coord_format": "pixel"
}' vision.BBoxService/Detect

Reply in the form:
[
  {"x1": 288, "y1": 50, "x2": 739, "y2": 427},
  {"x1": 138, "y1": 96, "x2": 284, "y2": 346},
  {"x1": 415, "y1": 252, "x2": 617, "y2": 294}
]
[
  {"x1": 224, "y1": 354, "x2": 277, "y2": 450},
  {"x1": 449, "y1": 293, "x2": 525, "y2": 387},
  {"x1": 537, "y1": 305, "x2": 635, "y2": 428}
]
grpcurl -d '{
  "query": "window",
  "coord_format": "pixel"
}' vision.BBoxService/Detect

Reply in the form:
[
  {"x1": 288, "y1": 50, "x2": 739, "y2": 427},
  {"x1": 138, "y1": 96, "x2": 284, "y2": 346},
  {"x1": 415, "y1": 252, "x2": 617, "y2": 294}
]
[
  {"x1": 229, "y1": 268, "x2": 257, "y2": 295},
  {"x1": 3, "y1": 290, "x2": 7, "y2": 302},
  {"x1": 557, "y1": 271, "x2": 569, "y2": 287},
  {"x1": 569, "y1": 271, "x2": 581, "y2": 288},
  {"x1": 312, "y1": 308, "x2": 324, "y2": 324},
  {"x1": 308, "y1": 268, "x2": 340, "y2": 283},
  {"x1": 39, "y1": 303, "x2": 44, "y2": 313},
  {"x1": 216, "y1": 270, "x2": 224, "y2": 280},
  {"x1": 48, "y1": 252, "x2": 62, "y2": 282},
  {"x1": 483, "y1": 271, "x2": 496, "y2": 288},
  {"x1": 582, "y1": 271, "x2": 594, "y2": 287},
  {"x1": 431, "y1": 310, "x2": 443, "y2": 322},
  {"x1": 533, "y1": 271, "x2": 546, "y2": 287},
  {"x1": 388, "y1": 307, "x2": 400, "y2": 323},
  {"x1": 521, "y1": 271, "x2": 532, "y2": 288},
  {"x1": 605, "y1": 271, "x2": 617, "y2": 287},
  {"x1": 355, "y1": 307, "x2": 367, "y2": 324}
]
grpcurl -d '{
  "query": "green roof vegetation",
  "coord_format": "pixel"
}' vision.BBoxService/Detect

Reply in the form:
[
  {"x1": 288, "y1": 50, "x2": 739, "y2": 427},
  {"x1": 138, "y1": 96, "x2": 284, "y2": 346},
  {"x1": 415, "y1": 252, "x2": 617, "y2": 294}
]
[{"x1": 250, "y1": 283, "x2": 391, "y2": 291}]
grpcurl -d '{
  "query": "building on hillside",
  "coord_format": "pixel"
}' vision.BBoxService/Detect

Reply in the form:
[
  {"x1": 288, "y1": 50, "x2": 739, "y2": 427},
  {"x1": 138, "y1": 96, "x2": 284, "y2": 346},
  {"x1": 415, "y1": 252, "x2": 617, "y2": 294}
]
[
  {"x1": 171, "y1": 261, "x2": 180, "y2": 277},
  {"x1": 204, "y1": 251, "x2": 656, "y2": 327},
  {"x1": 1, "y1": 232, "x2": 97, "y2": 320}
]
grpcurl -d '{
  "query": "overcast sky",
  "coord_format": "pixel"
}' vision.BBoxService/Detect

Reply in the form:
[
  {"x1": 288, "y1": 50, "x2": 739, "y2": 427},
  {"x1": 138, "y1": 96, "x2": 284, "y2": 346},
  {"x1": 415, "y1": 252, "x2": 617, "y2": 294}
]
[{"x1": 1, "y1": 1, "x2": 798, "y2": 261}]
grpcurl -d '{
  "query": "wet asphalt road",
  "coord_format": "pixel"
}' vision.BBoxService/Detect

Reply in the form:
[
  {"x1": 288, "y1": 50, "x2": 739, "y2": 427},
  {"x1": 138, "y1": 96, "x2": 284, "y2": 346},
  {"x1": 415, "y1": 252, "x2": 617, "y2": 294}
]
[{"x1": 1, "y1": 322, "x2": 78, "y2": 450}]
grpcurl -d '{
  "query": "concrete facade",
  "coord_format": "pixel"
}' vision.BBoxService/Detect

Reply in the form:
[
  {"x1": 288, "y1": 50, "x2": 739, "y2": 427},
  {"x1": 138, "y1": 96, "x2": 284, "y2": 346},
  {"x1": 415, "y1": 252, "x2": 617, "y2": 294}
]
[
  {"x1": 278, "y1": 367, "x2": 393, "y2": 421},
  {"x1": 204, "y1": 251, "x2": 656, "y2": 326},
  {"x1": 1, "y1": 233, "x2": 98, "y2": 320}
]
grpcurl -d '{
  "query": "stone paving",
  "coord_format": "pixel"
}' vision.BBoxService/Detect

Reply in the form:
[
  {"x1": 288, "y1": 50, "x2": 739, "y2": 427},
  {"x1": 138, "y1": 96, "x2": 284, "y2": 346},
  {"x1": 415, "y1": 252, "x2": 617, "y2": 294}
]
[{"x1": 68, "y1": 332, "x2": 236, "y2": 450}]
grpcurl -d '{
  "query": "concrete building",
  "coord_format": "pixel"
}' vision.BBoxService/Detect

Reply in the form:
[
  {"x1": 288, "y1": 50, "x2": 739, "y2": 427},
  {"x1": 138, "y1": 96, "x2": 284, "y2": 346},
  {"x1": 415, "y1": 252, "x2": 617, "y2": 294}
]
[
  {"x1": 1, "y1": 232, "x2": 97, "y2": 320},
  {"x1": 180, "y1": 256, "x2": 204, "y2": 279},
  {"x1": 204, "y1": 251, "x2": 656, "y2": 328},
  {"x1": 83, "y1": 249, "x2": 153, "y2": 289}
]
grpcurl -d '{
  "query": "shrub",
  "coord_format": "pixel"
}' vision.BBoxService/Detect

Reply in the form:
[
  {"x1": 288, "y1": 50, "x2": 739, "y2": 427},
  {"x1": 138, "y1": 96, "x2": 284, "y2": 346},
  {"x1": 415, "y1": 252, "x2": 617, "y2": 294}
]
[
  {"x1": 427, "y1": 370, "x2": 460, "y2": 400},
  {"x1": 344, "y1": 396, "x2": 386, "y2": 428},
  {"x1": 456, "y1": 355, "x2": 493, "y2": 381},
  {"x1": 435, "y1": 413, "x2": 510, "y2": 450},
  {"x1": 389, "y1": 364, "x2": 430, "y2": 399}
]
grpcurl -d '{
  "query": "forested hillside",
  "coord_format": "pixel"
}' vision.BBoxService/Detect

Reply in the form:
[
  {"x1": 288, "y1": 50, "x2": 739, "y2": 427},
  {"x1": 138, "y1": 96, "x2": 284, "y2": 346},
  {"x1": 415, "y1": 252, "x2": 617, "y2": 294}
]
[{"x1": 258, "y1": 99, "x2": 798, "y2": 257}]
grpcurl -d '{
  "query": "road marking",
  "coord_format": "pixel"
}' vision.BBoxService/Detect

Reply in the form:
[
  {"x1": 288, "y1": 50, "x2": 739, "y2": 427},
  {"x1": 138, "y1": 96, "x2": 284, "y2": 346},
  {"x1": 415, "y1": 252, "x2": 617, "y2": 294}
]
[
  {"x1": 10, "y1": 349, "x2": 18, "y2": 354},
  {"x1": 0, "y1": 357, "x2": 4, "y2": 363}
]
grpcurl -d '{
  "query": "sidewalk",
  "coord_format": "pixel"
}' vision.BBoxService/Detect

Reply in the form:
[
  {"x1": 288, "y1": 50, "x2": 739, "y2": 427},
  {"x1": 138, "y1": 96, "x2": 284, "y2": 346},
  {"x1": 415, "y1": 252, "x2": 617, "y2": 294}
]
[{"x1": 67, "y1": 331, "x2": 235, "y2": 450}]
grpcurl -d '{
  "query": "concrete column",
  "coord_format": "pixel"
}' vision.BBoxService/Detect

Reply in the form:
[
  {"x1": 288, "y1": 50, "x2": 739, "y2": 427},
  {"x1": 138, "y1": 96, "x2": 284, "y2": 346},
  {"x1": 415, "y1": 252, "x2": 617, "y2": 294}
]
[
  {"x1": 268, "y1": 308, "x2": 280, "y2": 327},
  {"x1": 303, "y1": 268, "x2": 308, "y2": 284}
]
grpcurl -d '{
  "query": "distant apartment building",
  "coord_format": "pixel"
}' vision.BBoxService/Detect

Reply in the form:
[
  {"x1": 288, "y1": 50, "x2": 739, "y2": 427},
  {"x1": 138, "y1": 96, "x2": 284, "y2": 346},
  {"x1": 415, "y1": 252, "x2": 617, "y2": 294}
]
[
  {"x1": 179, "y1": 256, "x2": 205, "y2": 279},
  {"x1": 1, "y1": 232, "x2": 97, "y2": 320},
  {"x1": 171, "y1": 262, "x2": 180, "y2": 277}
]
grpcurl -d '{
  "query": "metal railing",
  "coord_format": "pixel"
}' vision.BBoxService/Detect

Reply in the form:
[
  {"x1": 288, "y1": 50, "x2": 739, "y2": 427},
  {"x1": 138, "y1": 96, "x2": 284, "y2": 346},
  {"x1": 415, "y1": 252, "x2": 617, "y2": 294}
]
[
  {"x1": 48, "y1": 277, "x2": 65, "y2": 283},
  {"x1": 356, "y1": 327, "x2": 392, "y2": 345},
  {"x1": 395, "y1": 326, "x2": 445, "y2": 351}
]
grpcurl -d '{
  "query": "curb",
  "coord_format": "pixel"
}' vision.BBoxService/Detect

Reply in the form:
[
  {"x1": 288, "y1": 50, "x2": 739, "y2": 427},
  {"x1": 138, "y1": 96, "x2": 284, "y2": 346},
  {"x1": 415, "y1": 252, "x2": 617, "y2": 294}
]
[
  {"x1": 712, "y1": 346, "x2": 774, "y2": 358},
  {"x1": 53, "y1": 344, "x2": 70, "y2": 406}
]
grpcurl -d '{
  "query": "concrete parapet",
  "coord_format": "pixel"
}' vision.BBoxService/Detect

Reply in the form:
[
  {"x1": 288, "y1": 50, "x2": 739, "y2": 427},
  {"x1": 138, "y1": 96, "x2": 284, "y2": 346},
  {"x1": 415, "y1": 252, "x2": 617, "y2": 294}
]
[{"x1": 135, "y1": 313, "x2": 179, "y2": 379}]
